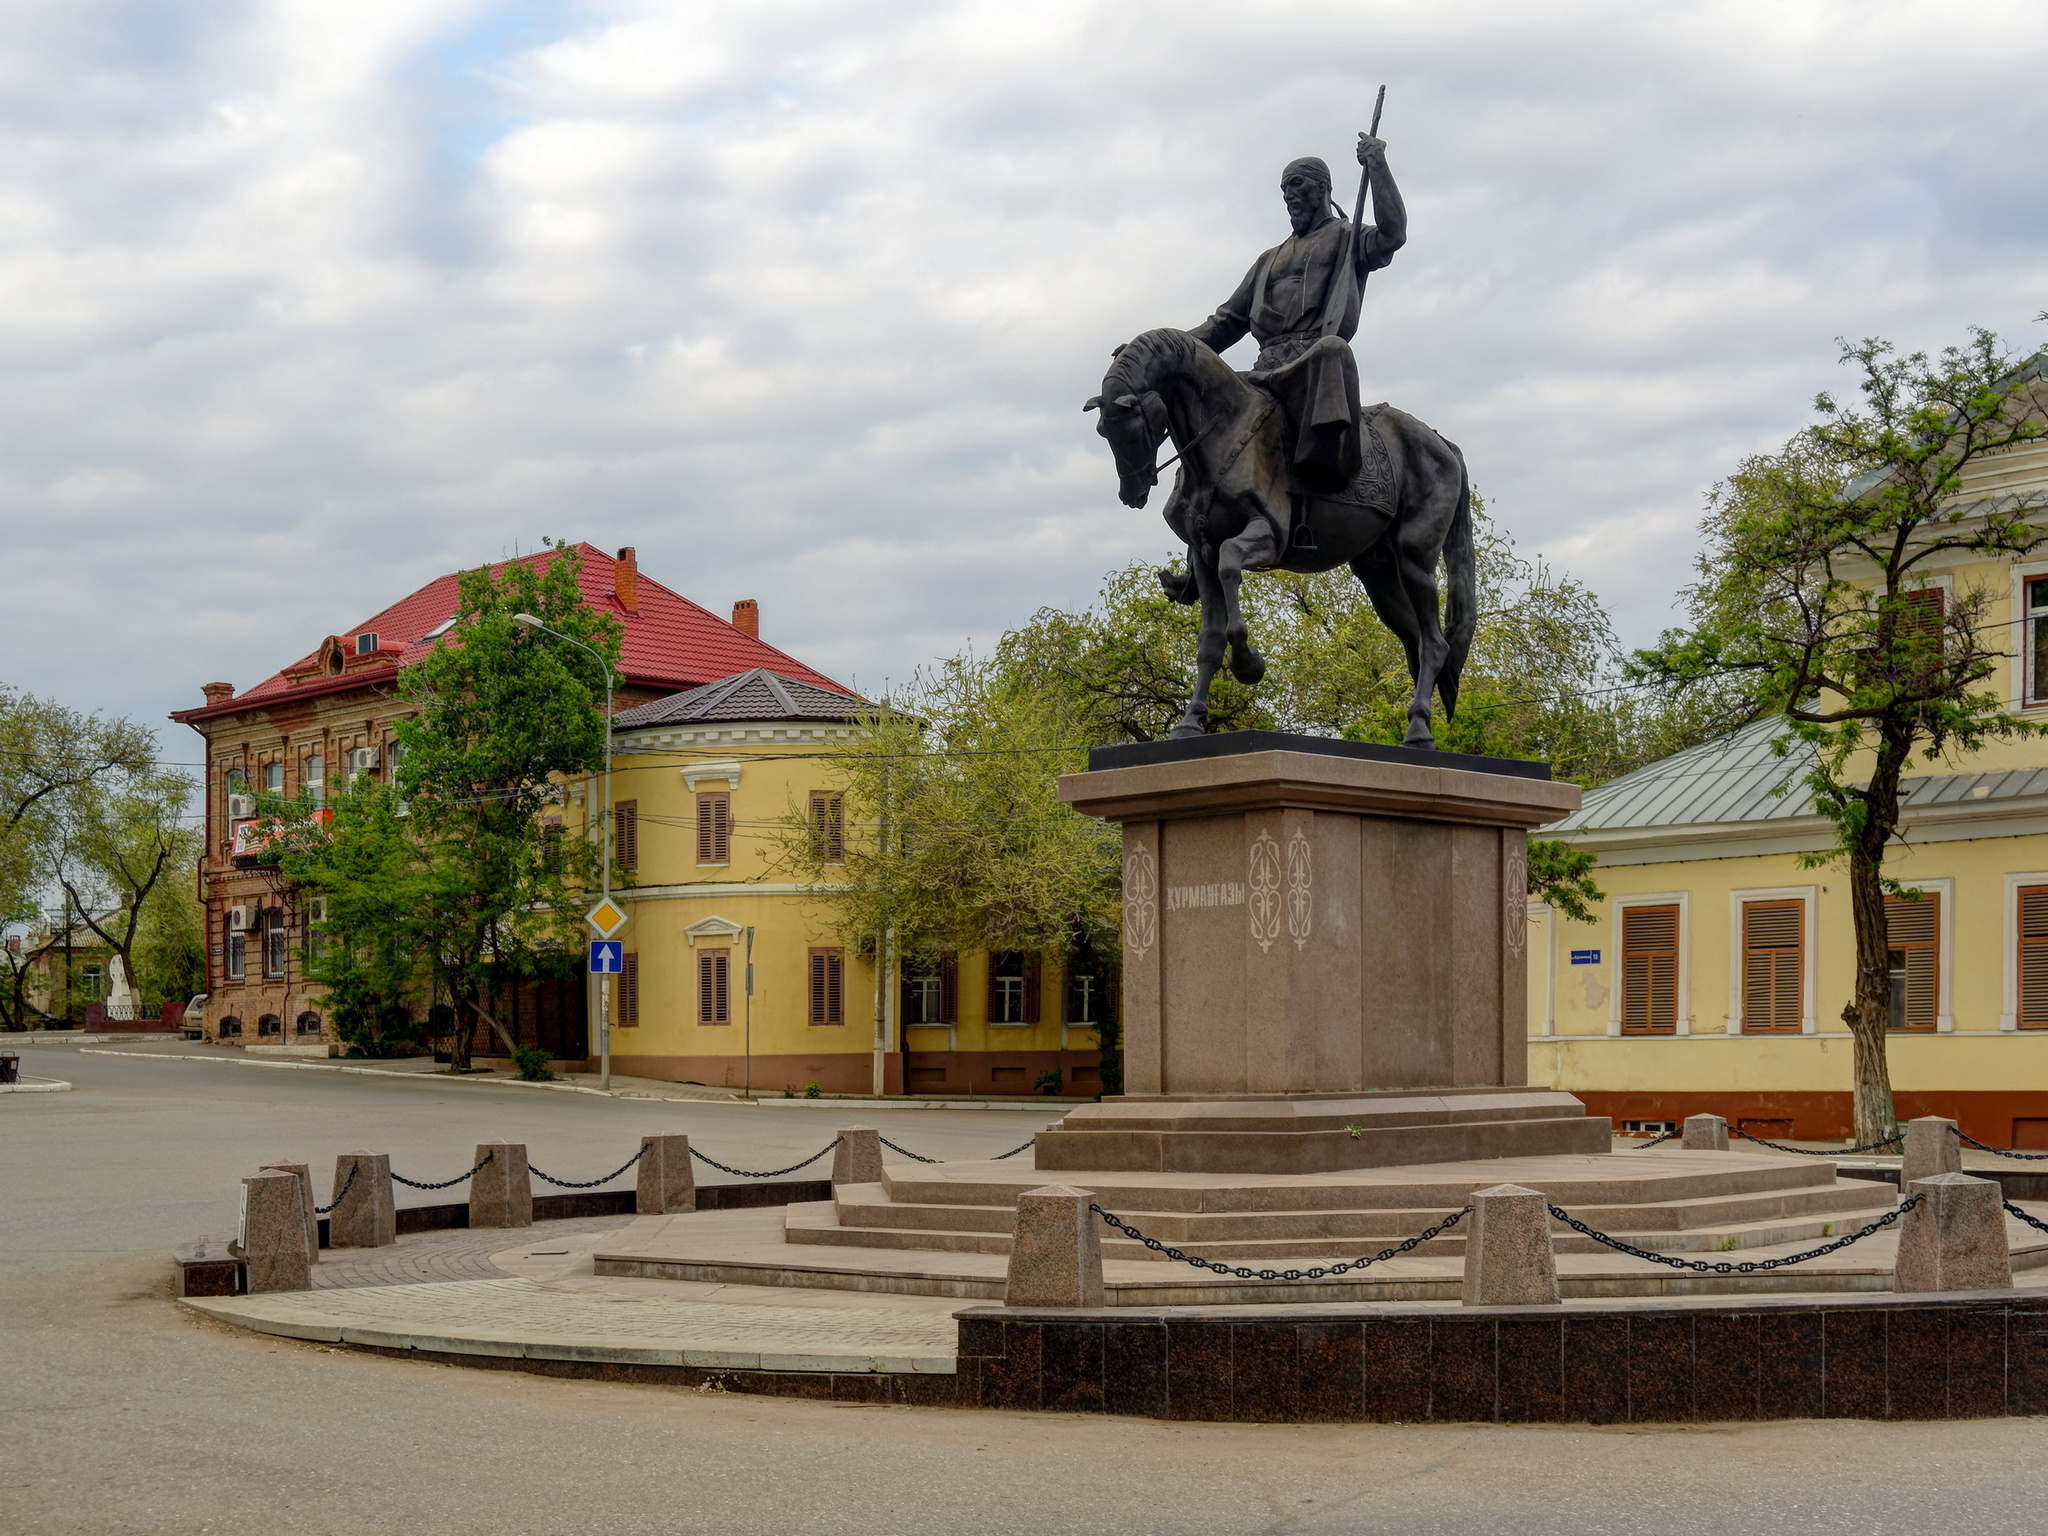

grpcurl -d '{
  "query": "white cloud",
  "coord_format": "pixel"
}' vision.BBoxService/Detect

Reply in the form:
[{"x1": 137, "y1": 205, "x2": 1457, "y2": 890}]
[{"x1": 4, "y1": 0, "x2": 2048, "y2": 742}]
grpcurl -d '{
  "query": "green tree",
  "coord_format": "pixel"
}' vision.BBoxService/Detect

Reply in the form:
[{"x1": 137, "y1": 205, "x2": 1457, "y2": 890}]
[
  {"x1": 45, "y1": 765, "x2": 200, "y2": 1014},
  {"x1": 283, "y1": 543, "x2": 621, "y2": 1071},
  {"x1": 0, "y1": 689, "x2": 153, "y2": 940},
  {"x1": 133, "y1": 859, "x2": 206, "y2": 1006},
  {"x1": 778, "y1": 655, "x2": 1125, "y2": 1090},
  {"x1": 1633, "y1": 329, "x2": 2048, "y2": 1144}
]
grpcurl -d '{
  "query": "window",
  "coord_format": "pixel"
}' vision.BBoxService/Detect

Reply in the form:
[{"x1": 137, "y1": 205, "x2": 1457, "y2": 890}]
[
  {"x1": 258, "y1": 1014, "x2": 281, "y2": 1037},
  {"x1": 616, "y1": 952, "x2": 640, "y2": 1026},
  {"x1": 304, "y1": 754, "x2": 324, "y2": 806},
  {"x1": 263, "y1": 909, "x2": 287, "y2": 979},
  {"x1": 699, "y1": 949, "x2": 731, "y2": 1024},
  {"x1": 2029, "y1": 578, "x2": 2048, "y2": 706},
  {"x1": 1740, "y1": 900, "x2": 1804, "y2": 1033},
  {"x1": 2019, "y1": 886, "x2": 2048, "y2": 1029},
  {"x1": 80, "y1": 964, "x2": 104, "y2": 1002},
  {"x1": 263, "y1": 762, "x2": 284, "y2": 794},
  {"x1": 1620, "y1": 904, "x2": 1679, "y2": 1034},
  {"x1": 1885, "y1": 893, "x2": 1939, "y2": 1031},
  {"x1": 903, "y1": 953, "x2": 958, "y2": 1025},
  {"x1": 1064, "y1": 949, "x2": 1111, "y2": 1026},
  {"x1": 809, "y1": 948, "x2": 845, "y2": 1024},
  {"x1": 987, "y1": 951, "x2": 1040, "y2": 1026},
  {"x1": 355, "y1": 632, "x2": 379, "y2": 655},
  {"x1": 696, "y1": 791, "x2": 731, "y2": 865},
  {"x1": 809, "y1": 791, "x2": 845, "y2": 863},
  {"x1": 613, "y1": 800, "x2": 638, "y2": 871},
  {"x1": 217, "y1": 1015, "x2": 243, "y2": 1038},
  {"x1": 226, "y1": 930, "x2": 246, "y2": 981},
  {"x1": 295, "y1": 1011, "x2": 322, "y2": 1036}
]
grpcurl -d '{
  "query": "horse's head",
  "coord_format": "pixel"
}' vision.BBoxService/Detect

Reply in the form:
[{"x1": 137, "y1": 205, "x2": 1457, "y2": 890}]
[{"x1": 1085, "y1": 378, "x2": 1171, "y2": 509}]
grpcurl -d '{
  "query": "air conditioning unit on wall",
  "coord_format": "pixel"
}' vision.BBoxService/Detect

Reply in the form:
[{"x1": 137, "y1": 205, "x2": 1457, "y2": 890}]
[
  {"x1": 347, "y1": 747, "x2": 380, "y2": 773},
  {"x1": 226, "y1": 794, "x2": 256, "y2": 820},
  {"x1": 227, "y1": 905, "x2": 256, "y2": 931}
]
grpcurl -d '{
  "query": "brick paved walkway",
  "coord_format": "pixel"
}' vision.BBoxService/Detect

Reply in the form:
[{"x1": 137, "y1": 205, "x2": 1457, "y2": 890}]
[{"x1": 312, "y1": 1216, "x2": 636, "y2": 1290}]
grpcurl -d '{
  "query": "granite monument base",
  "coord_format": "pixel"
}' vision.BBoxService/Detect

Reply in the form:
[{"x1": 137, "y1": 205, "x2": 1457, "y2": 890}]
[{"x1": 1034, "y1": 1086, "x2": 1608, "y2": 1174}]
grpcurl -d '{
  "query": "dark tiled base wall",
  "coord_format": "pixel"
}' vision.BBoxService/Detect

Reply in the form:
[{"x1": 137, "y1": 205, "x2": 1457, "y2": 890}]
[{"x1": 955, "y1": 1297, "x2": 2048, "y2": 1423}]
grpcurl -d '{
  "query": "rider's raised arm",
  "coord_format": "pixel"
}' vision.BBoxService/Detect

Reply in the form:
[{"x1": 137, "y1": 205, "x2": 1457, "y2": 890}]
[
  {"x1": 1354, "y1": 137, "x2": 1407, "y2": 274},
  {"x1": 1187, "y1": 253, "x2": 1264, "y2": 355}
]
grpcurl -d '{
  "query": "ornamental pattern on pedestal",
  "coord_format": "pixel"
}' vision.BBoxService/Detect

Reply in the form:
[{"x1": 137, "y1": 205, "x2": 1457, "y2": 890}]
[
  {"x1": 1248, "y1": 830, "x2": 1283, "y2": 953},
  {"x1": 1286, "y1": 828, "x2": 1313, "y2": 951},
  {"x1": 1504, "y1": 838, "x2": 1527, "y2": 958},
  {"x1": 1123, "y1": 840, "x2": 1158, "y2": 960}
]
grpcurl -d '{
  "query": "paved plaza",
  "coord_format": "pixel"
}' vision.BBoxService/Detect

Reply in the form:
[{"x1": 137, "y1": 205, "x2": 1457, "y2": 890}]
[{"x1": 11, "y1": 1038, "x2": 2048, "y2": 1536}]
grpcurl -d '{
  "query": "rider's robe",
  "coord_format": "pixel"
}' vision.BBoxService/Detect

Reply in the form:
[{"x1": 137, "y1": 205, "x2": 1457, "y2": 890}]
[{"x1": 1188, "y1": 215, "x2": 1399, "y2": 495}]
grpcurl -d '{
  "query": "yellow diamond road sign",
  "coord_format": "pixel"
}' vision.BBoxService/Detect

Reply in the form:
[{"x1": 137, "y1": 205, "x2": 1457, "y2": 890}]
[{"x1": 584, "y1": 897, "x2": 629, "y2": 938}]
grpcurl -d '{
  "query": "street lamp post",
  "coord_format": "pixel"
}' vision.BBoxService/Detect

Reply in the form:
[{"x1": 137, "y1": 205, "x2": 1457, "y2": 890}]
[{"x1": 512, "y1": 613, "x2": 614, "y2": 1092}]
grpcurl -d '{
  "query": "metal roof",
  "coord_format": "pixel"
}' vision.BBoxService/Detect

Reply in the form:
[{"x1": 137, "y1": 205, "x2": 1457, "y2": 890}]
[
  {"x1": 1556, "y1": 713, "x2": 2048, "y2": 836},
  {"x1": 613, "y1": 667, "x2": 867, "y2": 728}
]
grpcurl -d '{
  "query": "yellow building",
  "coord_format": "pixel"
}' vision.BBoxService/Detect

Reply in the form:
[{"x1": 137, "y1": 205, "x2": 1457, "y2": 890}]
[
  {"x1": 593, "y1": 668, "x2": 1107, "y2": 1097},
  {"x1": 1528, "y1": 390, "x2": 2048, "y2": 1145}
]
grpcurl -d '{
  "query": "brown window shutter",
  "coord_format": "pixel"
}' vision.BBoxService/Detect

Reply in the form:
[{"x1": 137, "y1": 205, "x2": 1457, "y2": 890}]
[
  {"x1": 699, "y1": 949, "x2": 729, "y2": 1024},
  {"x1": 809, "y1": 791, "x2": 845, "y2": 863},
  {"x1": 1741, "y1": 900, "x2": 1803, "y2": 1032},
  {"x1": 618, "y1": 952, "x2": 639, "y2": 1025},
  {"x1": 986, "y1": 951, "x2": 1001, "y2": 1022},
  {"x1": 809, "y1": 948, "x2": 844, "y2": 1024},
  {"x1": 2020, "y1": 887, "x2": 2048, "y2": 1028},
  {"x1": 1023, "y1": 952, "x2": 1041, "y2": 1024},
  {"x1": 1900, "y1": 587, "x2": 1945, "y2": 637},
  {"x1": 940, "y1": 952, "x2": 958, "y2": 1024},
  {"x1": 1885, "y1": 894, "x2": 1939, "y2": 1031},
  {"x1": 1620, "y1": 904, "x2": 1679, "y2": 1034},
  {"x1": 696, "y1": 792, "x2": 730, "y2": 865},
  {"x1": 613, "y1": 801, "x2": 638, "y2": 870}
]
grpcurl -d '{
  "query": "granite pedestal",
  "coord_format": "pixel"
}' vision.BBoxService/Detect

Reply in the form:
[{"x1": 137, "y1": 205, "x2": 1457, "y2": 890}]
[
  {"x1": 637, "y1": 1134, "x2": 696, "y2": 1215},
  {"x1": 1040, "y1": 736, "x2": 1601, "y2": 1173},
  {"x1": 469, "y1": 1141, "x2": 533, "y2": 1229}
]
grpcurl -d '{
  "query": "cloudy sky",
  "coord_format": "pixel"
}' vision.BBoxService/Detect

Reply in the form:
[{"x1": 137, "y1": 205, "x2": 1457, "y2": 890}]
[{"x1": 5, "y1": 0, "x2": 2048, "y2": 737}]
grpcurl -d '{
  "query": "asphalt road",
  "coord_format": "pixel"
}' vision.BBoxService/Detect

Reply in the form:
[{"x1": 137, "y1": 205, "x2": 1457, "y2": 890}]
[{"x1": 7, "y1": 1041, "x2": 2048, "y2": 1536}]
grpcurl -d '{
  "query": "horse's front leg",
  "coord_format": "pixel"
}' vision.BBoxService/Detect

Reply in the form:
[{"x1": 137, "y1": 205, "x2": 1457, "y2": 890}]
[
  {"x1": 1215, "y1": 518, "x2": 1277, "y2": 686},
  {"x1": 1168, "y1": 542, "x2": 1226, "y2": 739}
]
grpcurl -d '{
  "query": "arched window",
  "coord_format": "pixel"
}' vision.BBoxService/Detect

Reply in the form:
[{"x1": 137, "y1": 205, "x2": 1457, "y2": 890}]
[
  {"x1": 295, "y1": 1011, "x2": 322, "y2": 1036},
  {"x1": 217, "y1": 1016, "x2": 243, "y2": 1037},
  {"x1": 257, "y1": 1014, "x2": 282, "y2": 1037}
]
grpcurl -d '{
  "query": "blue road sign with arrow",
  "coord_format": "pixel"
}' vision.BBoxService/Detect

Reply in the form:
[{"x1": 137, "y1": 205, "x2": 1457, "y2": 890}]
[{"x1": 589, "y1": 939, "x2": 624, "y2": 974}]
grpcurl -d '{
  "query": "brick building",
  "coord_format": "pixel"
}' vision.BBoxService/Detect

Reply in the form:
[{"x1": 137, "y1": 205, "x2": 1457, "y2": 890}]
[{"x1": 170, "y1": 544, "x2": 841, "y2": 1056}]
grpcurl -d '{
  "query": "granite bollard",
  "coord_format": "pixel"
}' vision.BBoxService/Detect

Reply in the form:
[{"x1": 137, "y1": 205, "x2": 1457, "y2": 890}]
[
  {"x1": 1682, "y1": 1114, "x2": 1730, "y2": 1152},
  {"x1": 1894, "y1": 1172, "x2": 2012, "y2": 1293},
  {"x1": 1004, "y1": 1184, "x2": 1104, "y2": 1308},
  {"x1": 259, "y1": 1159, "x2": 319, "y2": 1263},
  {"x1": 1460, "y1": 1183, "x2": 1560, "y2": 1306},
  {"x1": 1901, "y1": 1116, "x2": 1962, "y2": 1189},
  {"x1": 327, "y1": 1151, "x2": 396, "y2": 1248},
  {"x1": 468, "y1": 1142, "x2": 532, "y2": 1229},
  {"x1": 833, "y1": 1126, "x2": 884, "y2": 1186},
  {"x1": 235, "y1": 1170, "x2": 312, "y2": 1293},
  {"x1": 637, "y1": 1133, "x2": 696, "y2": 1214}
]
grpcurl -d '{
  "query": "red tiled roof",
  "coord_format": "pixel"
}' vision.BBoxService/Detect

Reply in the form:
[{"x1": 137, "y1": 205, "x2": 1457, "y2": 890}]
[{"x1": 175, "y1": 544, "x2": 847, "y2": 721}]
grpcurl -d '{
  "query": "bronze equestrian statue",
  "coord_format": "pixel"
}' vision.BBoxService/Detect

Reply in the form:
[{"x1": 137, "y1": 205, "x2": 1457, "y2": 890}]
[{"x1": 1087, "y1": 130, "x2": 1475, "y2": 748}]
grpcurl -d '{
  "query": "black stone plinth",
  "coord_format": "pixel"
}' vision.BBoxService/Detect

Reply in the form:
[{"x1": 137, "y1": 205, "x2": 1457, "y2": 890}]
[{"x1": 1087, "y1": 730, "x2": 1551, "y2": 781}]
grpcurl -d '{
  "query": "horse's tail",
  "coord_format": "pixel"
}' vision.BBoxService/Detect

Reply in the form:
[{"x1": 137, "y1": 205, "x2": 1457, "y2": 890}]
[{"x1": 1437, "y1": 447, "x2": 1477, "y2": 718}]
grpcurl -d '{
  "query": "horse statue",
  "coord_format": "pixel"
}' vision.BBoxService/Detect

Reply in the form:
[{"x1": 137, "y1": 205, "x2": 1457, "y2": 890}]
[{"x1": 1087, "y1": 327, "x2": 1476, "y2": 747}]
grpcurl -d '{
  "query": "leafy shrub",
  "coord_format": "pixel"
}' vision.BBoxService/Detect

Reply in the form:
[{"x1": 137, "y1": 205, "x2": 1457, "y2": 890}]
[{"x1": 512, "y1": 1045, "x2": 555, "y2": 1082}]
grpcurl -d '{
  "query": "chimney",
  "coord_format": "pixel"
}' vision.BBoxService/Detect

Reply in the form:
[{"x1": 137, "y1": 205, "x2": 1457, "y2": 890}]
[
  {"x1": 731, "y1": 599, "x2": 759, "y2": 639},
  {"x1": 614, "y1": 547, "x2": 639, "y2": 613},
  {"x1": 201, "y1": 682, "x2": 234, "y2": 704}
]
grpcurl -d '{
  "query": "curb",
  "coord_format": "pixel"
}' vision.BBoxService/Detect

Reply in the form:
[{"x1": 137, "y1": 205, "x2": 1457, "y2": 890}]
[
  {"x1": 0, "y1": 1076, "x2": 72, "y2": 1093},
  {"x1": 755, "y1": 1096, "x2": 1081, "y2": 1113},
  {"x1": 78, "y1": 1049, "x2": 616, "y2": 1097}
]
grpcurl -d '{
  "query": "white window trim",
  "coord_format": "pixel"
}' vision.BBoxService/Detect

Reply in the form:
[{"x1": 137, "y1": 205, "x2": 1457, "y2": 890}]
[
  {"x1": 1608, "y1": 891, "x2": 1691, "y2": 1038},
  {"x1": 2000, "y1": 871, "x2": 2048, "y2": 1031},
  {"x1": 682, "y1": 915, "x2": 743, "y2": 948},
  {"x1": 681, "y1": 760, "x2": 744, "y2": 791},
  {"x1": 2009, "y1": 560, "x2": 2048, "y2": 713},
  {"x1": 1885, "y1": 877, "x2": 1954, "y2": 1033},
  {"x1": 1727, "y1": 885, "x2": 1818, "y2": 1035}
]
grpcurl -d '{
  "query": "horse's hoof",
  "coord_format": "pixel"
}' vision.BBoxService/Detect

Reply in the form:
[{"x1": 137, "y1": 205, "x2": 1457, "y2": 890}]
[
  {"x1": 1403, "y1": 730, "x2": 1436, "y2": 750},
  {"x1": 1167, "y1": 721, "x2": 1206, "y2": 740},
  {"x1": 1229, "y1": 651, "x2": 1266, "y2": 686}
]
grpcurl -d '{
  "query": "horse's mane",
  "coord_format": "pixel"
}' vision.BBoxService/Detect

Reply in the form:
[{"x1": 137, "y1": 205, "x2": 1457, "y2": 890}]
[{"x1": 1104, "y1": 327, "x2": 1200, "y2": 398}]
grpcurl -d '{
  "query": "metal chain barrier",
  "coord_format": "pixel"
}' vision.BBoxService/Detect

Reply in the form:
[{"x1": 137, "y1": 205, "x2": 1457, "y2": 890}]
[
  {"x1": 391, "y1": 1151, "x2": 495, "y2": 1190},
  {"x1": 876, "y1": 1135, "x2": 941, "y2": 1164},
  {"x1": 314, "y1": 1164, "x2": 358, "y2": 1215},
  {"x1": 991, "y1": 1140, "x2": 1036, "y2": 1159},
  {"x1": 1090, "y1": 1203, "x2": 1471, "y2": 1282},
  {"x1": 1545, "y1": 1194, "x2": 1921, "y2": 1275},
  {"x1": 1729, "y1": 1125, "x2": 1904, "y2": 1156},
  {"x1": 530, "y1": 1145, "x2": 647, "y2": 1189},
  {"x1": 1628, "y1": 1130, "x2": 1682, "y2": 1150},
  {"x1": 2004, "y1": 1199, "x2": 2048, "y2": 1236},
  {"x1": 689, "y1": 1140, "x2": 839, "y2": 1179},
  {"x1": 1959, "y1": 1130, "x2": 2048, "y2": 1161}
]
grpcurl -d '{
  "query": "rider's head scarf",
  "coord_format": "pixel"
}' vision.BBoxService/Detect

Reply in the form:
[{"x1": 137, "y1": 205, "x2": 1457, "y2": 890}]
[{"x1": 1280, "y1": 156, "x2": 1332, "y2": 191}]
